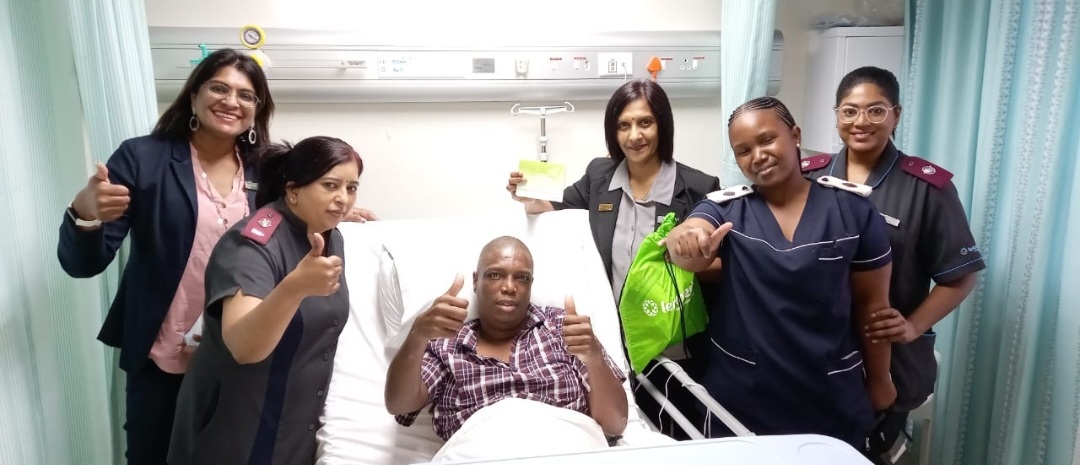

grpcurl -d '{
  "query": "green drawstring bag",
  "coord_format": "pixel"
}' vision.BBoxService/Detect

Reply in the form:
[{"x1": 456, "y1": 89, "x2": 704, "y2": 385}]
[{"x1": 618, "y1": 212, "x2": 709, "y2": 373}]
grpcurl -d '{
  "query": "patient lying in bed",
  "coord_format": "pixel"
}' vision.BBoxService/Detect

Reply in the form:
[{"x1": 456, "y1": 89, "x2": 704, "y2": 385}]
[{"x1": 384, "y1": 236, "x2": 628, "y2": 447}]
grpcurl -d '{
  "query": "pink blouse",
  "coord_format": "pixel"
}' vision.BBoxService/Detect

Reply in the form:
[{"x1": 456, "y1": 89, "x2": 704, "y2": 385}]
[{"x1": 149, "y1": 146, "x2": 249, "y2": 374}]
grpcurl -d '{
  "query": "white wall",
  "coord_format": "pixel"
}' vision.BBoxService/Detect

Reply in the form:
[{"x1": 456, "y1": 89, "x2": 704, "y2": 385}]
[
  {"x1": 774, "y1": 0, "x2": 859, "y2": 127},
  {"x1": 146, "y1": 0, "x2": 864, "y2": 219}
]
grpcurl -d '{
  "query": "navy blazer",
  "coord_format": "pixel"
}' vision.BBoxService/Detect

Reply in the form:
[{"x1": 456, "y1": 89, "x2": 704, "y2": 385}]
[
  {"x1": 57, "y1": 135, "x2": 257, "y2": 372},
  {"x1": 552, "y1": 157, "x2": 721, "y2": 282}
]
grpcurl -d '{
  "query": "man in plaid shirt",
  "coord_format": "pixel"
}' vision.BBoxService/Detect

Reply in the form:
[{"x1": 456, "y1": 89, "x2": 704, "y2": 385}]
[{"x1": 384, "y1": 236, "x2": 628, "y2": 441}]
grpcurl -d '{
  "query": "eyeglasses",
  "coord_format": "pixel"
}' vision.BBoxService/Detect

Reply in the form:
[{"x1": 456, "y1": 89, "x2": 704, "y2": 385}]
[
  {"x1": 204, "y1": 81, "x2": 260, "y2": 108},
  {"x1": 834, "y1": 105, "x2": 896, "y2": 124}
]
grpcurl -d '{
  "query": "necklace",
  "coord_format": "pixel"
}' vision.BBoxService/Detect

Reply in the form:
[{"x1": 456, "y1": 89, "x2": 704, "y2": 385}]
[{"x1": 199, "y1": 148, "x2": 247, "y2": 229}]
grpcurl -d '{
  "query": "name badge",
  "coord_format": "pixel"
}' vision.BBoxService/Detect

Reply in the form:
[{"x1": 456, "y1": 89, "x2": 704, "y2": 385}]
[
  {"x1": 880, "y1": 213, "x2": 901, "y2": 227},
  {"x1": 598, "y1": 203, "x2": 614, "y2": 212},
  {"x1": 244, "y1": 181, "x2": 259, "y2": 191}
]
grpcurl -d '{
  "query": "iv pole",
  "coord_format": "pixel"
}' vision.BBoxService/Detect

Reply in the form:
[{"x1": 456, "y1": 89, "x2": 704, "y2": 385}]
[{"x1": 510, "y1": 102, "x2": 575, "y2": 162}]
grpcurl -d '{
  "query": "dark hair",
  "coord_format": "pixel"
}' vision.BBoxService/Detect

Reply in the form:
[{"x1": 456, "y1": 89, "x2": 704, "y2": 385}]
[
  {"x1": 255, "y1": 136, "x2": 363, "y2": 208},
  {"x1": 835, "y1": 66, "x2": 901, "y2": 107},
  {"x1": 152, "y1": 48, "x2": 275, "y2": 165},
  {"x1": 728, "y1": 96, "x2": 797, "y2": 129},
  {"x1": 604, "y1": 79, "x2": 675, "y2": 163}
]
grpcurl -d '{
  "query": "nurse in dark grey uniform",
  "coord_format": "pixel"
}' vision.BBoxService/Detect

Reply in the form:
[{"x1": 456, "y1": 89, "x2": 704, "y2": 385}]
[
  {"x1": 169, "y1": 136, "x2": 363, "y2": 465},
  {"x1": 802, "y1": 66, "x2": 985, "y2": 454},
  {"x1": 665, "y1": 97, "x2": 896, "y2": 455}
]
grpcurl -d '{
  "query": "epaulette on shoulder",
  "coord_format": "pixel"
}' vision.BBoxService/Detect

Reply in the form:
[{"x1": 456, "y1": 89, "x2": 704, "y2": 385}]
[
  {"x1": 241, "y1": 206, "x2": 283, "y2": 245},
  {"x1": 800, "y1": 154, "x2": 833, "y2": 173},
  {"x1": 816, "y1": 176, "x2": 872, "y2": 198},
  {"x1": 900, "y1": 155, "x2": 953, "y2": 188},
  {"x1": 706, "y1": 185, "x2": 753, "y2": 203}
]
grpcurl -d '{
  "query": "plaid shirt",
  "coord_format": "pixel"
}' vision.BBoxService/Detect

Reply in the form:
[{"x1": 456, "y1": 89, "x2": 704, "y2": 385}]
[{"x1": 395, "y1": 304, "x2": 626, "y2": 440}]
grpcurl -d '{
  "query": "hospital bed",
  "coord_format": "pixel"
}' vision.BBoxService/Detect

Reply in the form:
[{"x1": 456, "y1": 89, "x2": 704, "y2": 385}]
[{"x1": 315, "y1": 210, "x2": 872, "y2": 465}]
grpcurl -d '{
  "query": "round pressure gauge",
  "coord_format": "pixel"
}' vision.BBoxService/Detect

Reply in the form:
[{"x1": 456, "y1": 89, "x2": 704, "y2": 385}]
[{"x1": 239, "y1": 25, "x2": 266, "y2": 49}]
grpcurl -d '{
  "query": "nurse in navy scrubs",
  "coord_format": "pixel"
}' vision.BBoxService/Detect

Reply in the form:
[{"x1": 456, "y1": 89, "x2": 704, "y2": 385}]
[{"x1": 663, "y1": 97, "x2": 896, "y2": 453}]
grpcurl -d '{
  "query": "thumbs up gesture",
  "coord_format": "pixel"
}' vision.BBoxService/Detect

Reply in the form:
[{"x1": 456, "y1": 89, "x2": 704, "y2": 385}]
[
  {"x1": 662, "y1": 220, "x2": 733, "y2": 259},
  {"x1": 287, "y1": 233, "x2": 343, "y2": 298},
  {"x1": 410, "y1": 274, "x2": 469, "y2": 341},
  {"x1": 562, "y1": 295, "x2": 602, "y2": 364},
  {"x1": 71, "y1": 162, "x2": 131, "y2": 224}
]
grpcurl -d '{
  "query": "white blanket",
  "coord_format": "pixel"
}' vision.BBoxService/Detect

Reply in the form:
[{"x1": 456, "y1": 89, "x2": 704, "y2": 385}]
[{"x1": 430, "y1": 398, "x2": 610, "y2": 463}]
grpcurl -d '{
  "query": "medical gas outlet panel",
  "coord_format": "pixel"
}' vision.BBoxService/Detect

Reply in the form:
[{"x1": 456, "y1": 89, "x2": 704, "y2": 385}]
[
  {"x1": 149, "y1": 28, "x2": 783, "y2": 103},
  {"x1": 374, "y1": 51, "x2": 717, "y2": 80}
]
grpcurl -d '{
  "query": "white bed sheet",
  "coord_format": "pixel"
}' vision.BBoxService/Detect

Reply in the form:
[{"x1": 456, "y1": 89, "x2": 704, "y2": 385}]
[
  {"x1": 413, "y1": 435, "x2": 873, "y2": 465},
  {"x1": 316, "y1": 210, "x2": 671, "y2": 465}
]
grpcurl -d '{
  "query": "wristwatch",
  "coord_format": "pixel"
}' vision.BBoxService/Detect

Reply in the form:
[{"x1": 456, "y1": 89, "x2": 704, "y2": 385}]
[{"x1": 66, "y1": 204, "x2": 102, "y2": 228}]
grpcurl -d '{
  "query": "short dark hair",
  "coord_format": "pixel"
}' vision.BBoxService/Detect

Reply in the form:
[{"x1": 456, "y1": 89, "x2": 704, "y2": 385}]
[
  {"x1": 835, "y1": 66, "x2": 901, "y2": 107},
  {"x1": 152, "y1": 48, "x2": 275, "y2": 165},
  {"x1": 728, "y1": 96, "x2": 797, "y2": 129},
  {"x1": 255, "y1": 136, "x2": 363, "y2": 208},
  {"x1": 604, "y1": 80, "x2": 674, "y2": 163}
]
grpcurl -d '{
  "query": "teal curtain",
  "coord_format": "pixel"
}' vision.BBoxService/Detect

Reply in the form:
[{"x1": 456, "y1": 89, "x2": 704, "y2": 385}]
[
  {"x1": 719, "y1": 0, "x2": 777, "y2": 186},
  {"x1": 900, "y1": 0, "x2": 1080, "y2": 464},
  {"x1": 65, "y1": 0, "x2": 159, "y2": 457},
  {"x1": 0, "y1": 0, "x2": 155, "y2": 463}
]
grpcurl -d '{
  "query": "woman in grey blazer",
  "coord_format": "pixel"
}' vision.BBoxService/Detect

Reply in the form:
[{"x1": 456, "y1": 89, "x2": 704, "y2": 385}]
[{"x1": 506, "y1": 79, "x2": 720, "y2": 439}]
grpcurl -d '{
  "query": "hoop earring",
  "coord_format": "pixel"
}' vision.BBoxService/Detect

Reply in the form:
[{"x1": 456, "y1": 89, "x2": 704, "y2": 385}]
[
  {"x1": 189, "y1": 115, "x2": 200, "y2": 131},
  {"x1": 247, "y1": 126, "x2": 257, "y2": 144}
]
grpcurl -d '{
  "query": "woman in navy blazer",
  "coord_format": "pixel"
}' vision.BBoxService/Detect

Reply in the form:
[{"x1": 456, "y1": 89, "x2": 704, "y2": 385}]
[{"x1": 57, "y1": 49, "x2": 275, "y2": 465}]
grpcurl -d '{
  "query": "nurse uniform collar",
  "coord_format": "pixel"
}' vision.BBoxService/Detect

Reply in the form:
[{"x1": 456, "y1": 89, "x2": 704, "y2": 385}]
[
  {"x1": 816, "y1": 176, "x2": 872, "y2": 197},
  {"x1": 706, "y1": 185, "x2": 752, "y2": 203}
]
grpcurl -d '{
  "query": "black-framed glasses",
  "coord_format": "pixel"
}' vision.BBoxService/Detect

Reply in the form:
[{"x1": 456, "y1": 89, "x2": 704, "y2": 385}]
[
  {"x1": 204, "y1": 80, "x2": 260, "y2": 108},
  {"x1": 834, "y1": 105, "x2": 896, "y2": 124}
]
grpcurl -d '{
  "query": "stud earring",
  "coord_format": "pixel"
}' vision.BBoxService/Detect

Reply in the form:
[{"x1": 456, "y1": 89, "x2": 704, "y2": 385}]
[{"x1": 289, "y1": 195, "x2": 297, "y2": 204}]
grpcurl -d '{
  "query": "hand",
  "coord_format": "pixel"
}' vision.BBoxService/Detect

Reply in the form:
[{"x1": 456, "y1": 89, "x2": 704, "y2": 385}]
[
  {"x1": 506, "y1": 171, "x2": 538, "y2": 204},
  {"x1": 661, "y1": 222, "x2": 733, "y2": 259},
  {"x1": 865, "y1": 308, "x2": 918, "y2": 344},
  {"x1": 71, "y1": 162, "x2": 131, "y2": 223},
  {"x1": 344, "y1": 207, "x2": 379, "y2": 223},
  {"x1": 410, "y1": 275, "x2": 469, "y2": 341},
  {"x1": 287, "y1": 233, "x2": 343, "y2": 297},
  {"x1": 182, "y1": 334, "x2": 202, "y2": 355},
  {"x1": 867, "y1": 376, "x2": 897, "y2": 412},
  {"x1": 562, "y1": 296, "x2": 603, "y2": 364}
]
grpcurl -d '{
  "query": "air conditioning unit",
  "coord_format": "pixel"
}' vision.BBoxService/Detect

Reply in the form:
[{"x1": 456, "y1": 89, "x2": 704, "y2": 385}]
[{"x1": 148, "y1": 27, "x2": 783, "y2": 104}]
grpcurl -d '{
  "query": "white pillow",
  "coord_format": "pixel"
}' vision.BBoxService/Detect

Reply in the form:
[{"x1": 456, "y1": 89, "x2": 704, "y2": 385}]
[{"x1": 376, "y1": 245, "x2": 404, "y2": 339}]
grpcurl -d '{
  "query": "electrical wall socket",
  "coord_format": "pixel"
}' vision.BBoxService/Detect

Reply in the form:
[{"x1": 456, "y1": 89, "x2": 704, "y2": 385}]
[{"x1": 597, "y1": 52, "x2": 633, "y2": 77}]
